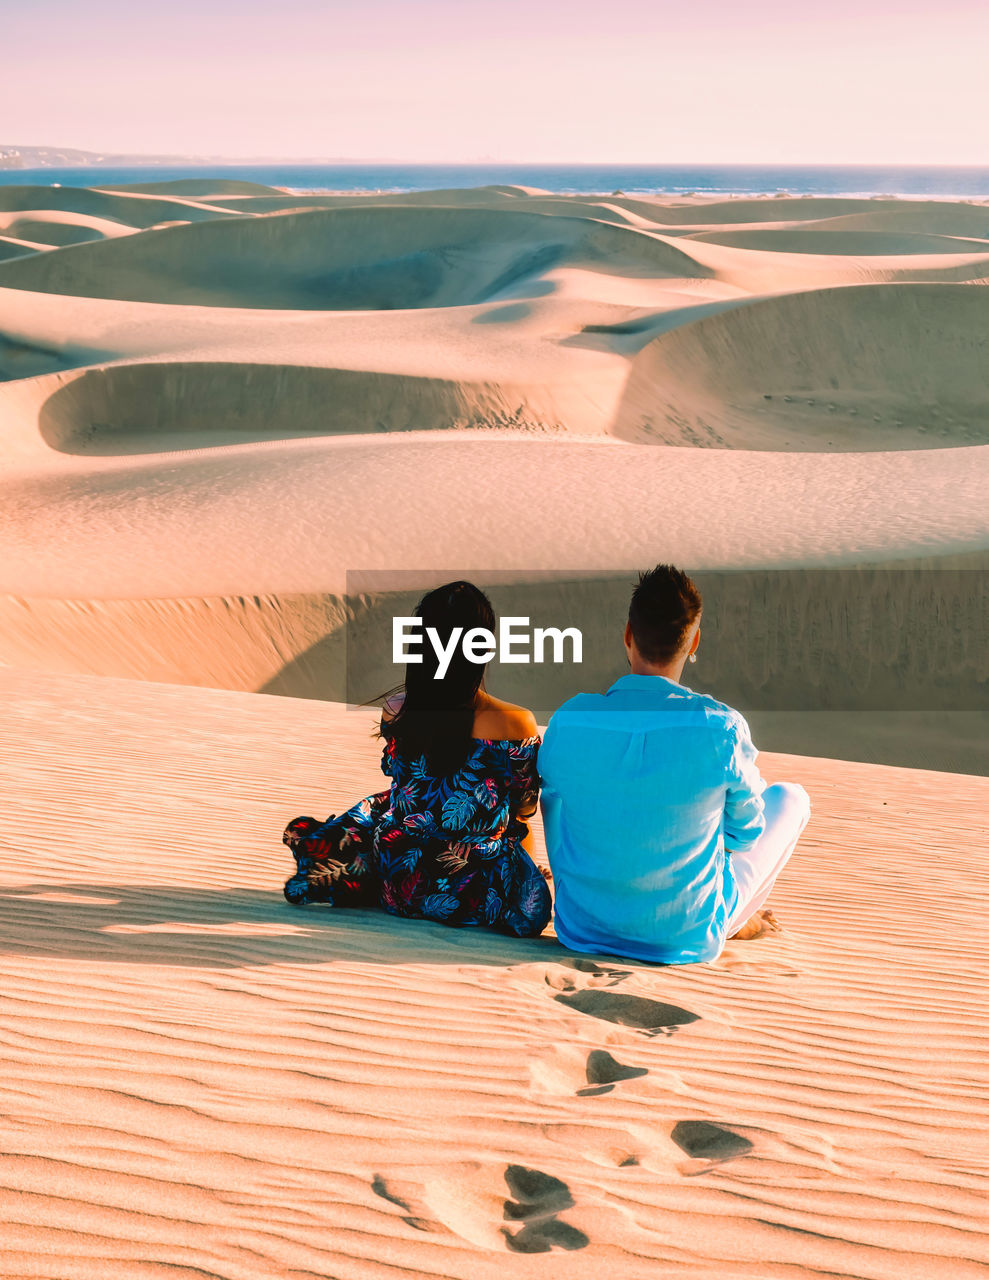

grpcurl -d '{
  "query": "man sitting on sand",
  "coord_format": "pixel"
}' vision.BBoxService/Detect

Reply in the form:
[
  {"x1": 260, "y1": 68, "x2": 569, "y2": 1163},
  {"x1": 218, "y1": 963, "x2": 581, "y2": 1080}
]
[{"x1": 538, "y1": 565, "x2": 810, "y2": 965}]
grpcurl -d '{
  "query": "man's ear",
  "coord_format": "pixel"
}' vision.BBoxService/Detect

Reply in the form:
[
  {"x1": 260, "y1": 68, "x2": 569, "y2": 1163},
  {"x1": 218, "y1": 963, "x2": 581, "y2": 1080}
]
[
  {"x1": 689, "y1": 625, "x2": 701, "y2": 655},
  {"x1": 624, "y1": 621, "x2": 633, "y2": 649}
]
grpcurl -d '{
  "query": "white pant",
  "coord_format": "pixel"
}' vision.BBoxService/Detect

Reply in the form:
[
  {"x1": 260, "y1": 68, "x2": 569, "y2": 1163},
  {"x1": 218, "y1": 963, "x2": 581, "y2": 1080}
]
[{"x1": 725, "y1": 782, "x2": 810, "y2": 934}]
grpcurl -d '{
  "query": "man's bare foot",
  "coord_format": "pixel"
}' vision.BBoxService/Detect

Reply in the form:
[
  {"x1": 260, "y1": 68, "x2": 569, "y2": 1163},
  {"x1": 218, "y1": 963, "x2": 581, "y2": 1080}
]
[{"x1": 728, "y1": 908, "x2": 782, "y2": 941}]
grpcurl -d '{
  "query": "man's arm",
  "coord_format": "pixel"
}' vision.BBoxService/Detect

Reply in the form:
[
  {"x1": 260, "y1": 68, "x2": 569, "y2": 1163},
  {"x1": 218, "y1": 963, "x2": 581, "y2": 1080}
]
[{"x1": 724, "y1": 715, "x2": 767, "y2": 852}]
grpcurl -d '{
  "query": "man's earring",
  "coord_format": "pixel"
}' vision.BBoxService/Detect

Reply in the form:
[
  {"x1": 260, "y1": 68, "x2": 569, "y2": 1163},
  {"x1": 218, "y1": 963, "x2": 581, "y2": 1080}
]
[{"x1": 688, "y1": 652, "x2": 697, "y2": 664}]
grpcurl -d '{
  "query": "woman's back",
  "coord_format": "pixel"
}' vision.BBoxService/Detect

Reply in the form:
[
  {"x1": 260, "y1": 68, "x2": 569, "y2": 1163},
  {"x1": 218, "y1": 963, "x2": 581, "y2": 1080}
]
[
  {"x1": 381, "y1": 732, "x2": 536, "y2": 844},
  {"x1": 284, "y1": 577, "x2": 550, "y2": 937},
  {"x1": 371, "y1": 707, "x2": 545, "y2": 929}
]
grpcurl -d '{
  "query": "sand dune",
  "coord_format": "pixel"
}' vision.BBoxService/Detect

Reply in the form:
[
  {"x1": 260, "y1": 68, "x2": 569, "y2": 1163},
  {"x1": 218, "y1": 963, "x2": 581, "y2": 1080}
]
[
  {"x1": 618, "y1": 282, "x2": 989, "y2": 448},
  {"x1": 0, "y1": 182, "x2": 241, "y2": 228},
  {"x1": 661, "y1": 234, "x2": 989, "y2": 291},
  {"x1": 5, "y1": 195, "x2": 983, "y2": 315},
  {"x1": 0, "y1": 207, "x2": 140, "y2": 247},
  {"x1": 100, "y1": 177, "x2": 285, "y2": 198},
  {"x1": 2, "y1": 433, "x2": 986, "y2": 596},
  {"x1": 33, "y1": 361, "x2": 577, "y2": 453},
  {"x1": 635, "y1": 194, "x2": 989, "y2": 227},
  {"x1": 799, "y1": 204, "x2": 989, "y2": 239},
  {"x1": 1, "y1": 420, "x2": 985, "y2": 771},
  {"x1": 1, "y1": 670, "x2": 987, "y2": 1278},
  {"x1": 0, "y1": 332, "x2": 86, "y2": 382},
  {"x1": 0, "y1": 234, "x2": 47, "y2": 262},
  {"x1": 681, "y1": 227, "x2": 989, "y2": 255},
  {"x1": 0, "y1": 204, "x2": 710, "y2": 309},
  {"x1": 205, "y1": 190, "x2": 668, "y2": 231},
  {"x1": 0, "y1": 185, "x2": 986, "y2": 778},
  {"x1": 9, "y1": 281, "x2": 982, "y2": 458}
]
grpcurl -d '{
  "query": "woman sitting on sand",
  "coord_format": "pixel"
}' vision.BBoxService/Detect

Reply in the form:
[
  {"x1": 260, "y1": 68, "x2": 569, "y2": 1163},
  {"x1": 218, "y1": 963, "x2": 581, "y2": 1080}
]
[{"x1": 283, "y1": 581, "x2": 552, "y2": 938}]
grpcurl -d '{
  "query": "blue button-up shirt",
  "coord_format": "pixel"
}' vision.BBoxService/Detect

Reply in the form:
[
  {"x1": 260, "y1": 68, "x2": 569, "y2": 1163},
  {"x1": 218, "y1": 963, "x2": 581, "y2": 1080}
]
[{"x1": 538, "y1": 673, "x2": 767, "y2": 965}]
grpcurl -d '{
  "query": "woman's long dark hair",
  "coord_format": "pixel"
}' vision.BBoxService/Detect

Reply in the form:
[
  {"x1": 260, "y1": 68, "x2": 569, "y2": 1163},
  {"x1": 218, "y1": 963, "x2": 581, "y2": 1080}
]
[{"x1": 381, "y1": 580, "x2": 495, "y2": 778}]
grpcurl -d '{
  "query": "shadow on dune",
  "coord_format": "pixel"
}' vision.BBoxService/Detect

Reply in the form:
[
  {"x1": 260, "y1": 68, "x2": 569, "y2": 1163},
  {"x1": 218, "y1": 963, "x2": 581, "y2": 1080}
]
[
  {"x1": 562, "y1": 295, "x2": 750, "y2": 354},
  {"x1": 0, "y1": 333, "x2": 101, "y2": 383},
  {"x1": 611, "y1": 281, "x2": 989, "y2": 450},
  {"x1": 37, "y1": 360, "x2": 549, "y2": 455},
  {"x1": 0, "y1": 204, "x2": 709, "y2": 309},
  {"x1": 257, "y1": 569, "x2": 989, "y2": 773},
  {"x1": 258, "y1": 630, "x2": 349, "y2": 700},
  {"x1": 0, "y1": 235, "x2": 44, "y2": 262},
  {"x1": 0, "y1": 883, "x2": 564, "y2": 970}
]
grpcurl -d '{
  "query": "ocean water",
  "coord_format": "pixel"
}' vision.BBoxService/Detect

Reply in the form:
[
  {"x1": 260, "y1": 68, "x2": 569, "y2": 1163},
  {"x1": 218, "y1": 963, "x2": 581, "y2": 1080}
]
[{"x1": 1, "y1": 162, "x2": 989, "y2": 198}]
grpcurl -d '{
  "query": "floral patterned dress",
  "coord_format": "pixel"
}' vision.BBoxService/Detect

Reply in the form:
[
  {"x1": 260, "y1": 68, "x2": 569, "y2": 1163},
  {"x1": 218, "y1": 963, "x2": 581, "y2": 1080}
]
[{"x1": 282, "y1": 733, "x2": 552, "y2": 938}]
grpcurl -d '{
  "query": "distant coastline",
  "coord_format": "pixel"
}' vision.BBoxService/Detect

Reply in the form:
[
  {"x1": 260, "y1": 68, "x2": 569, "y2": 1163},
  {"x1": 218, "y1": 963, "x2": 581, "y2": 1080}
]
[
  {"x1": 2, "y1": 156, "x2": 989, "y2": 198},
  {"x1": 0, "y1": 145, "x2": 387, "y2": 169}
]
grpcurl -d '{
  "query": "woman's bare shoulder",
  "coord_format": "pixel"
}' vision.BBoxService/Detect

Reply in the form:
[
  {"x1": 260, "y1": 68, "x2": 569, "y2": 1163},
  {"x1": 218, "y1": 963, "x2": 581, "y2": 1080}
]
[{"x1": 472, "y1": 694, "x2": 539, "y2": 741}]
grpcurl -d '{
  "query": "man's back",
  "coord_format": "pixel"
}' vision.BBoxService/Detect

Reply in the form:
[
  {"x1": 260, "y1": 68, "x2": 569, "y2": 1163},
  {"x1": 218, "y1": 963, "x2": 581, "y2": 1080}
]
[{"x1": 538, "y1": 673, "x2": 767, "y2": 964}]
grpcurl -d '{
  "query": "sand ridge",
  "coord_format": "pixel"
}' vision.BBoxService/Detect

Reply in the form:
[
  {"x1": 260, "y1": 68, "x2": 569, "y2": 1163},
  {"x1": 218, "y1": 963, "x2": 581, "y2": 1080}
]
[
  {"x1": 0, "y1": 182, "x2": 245, "y2": 228},
  {"x1": 0, "y1": 208, "x2": 141, "y2": 248}
]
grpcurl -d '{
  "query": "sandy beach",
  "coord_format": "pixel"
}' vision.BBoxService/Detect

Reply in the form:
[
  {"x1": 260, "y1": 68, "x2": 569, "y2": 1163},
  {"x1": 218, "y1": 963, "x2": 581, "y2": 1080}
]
[{"x1": 1, "y1": 180, "x2": 987, "y2": 1276}]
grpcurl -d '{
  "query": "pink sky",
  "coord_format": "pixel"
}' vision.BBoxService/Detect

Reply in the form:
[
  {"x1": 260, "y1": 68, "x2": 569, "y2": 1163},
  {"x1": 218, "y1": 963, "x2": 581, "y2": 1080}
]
[{"x1": 4, "y1": 0, "x2": 987, "y2": 163}]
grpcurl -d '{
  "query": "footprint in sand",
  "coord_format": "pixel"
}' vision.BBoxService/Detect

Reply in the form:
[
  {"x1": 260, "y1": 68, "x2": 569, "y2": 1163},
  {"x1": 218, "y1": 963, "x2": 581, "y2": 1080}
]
[
  {"x1": 529, "y1": 1042, "x2": 668, "y2": 1098},
  {"x1": 555, "y1": 989, "x2": 700, "y2": 1035},
  {"x1": 672, "y1": 1120, "x2": 753, "y2": 1160},
  {"x1": 577, "y1": 1049, "x2": 650, "y2": 1097},
  {"x1": 371, "y1": 1175, "x2": 435, "y2": 1232},
  {"x1": 372, "y1": 1163, "x2": 588, "y2": 1253},
  {"x1": 540, "y1": 1121, "x2": 646, "y2": 1169},
  {"x1": 543, "y1": 958, "x2": 632, "y2": 993},
  {"x1": 671, "y1": 1120, "x2": 754, "y2": 1175},
  {"x1": 502, "y1": 1165, "x2": 589, "y2": 1253}
]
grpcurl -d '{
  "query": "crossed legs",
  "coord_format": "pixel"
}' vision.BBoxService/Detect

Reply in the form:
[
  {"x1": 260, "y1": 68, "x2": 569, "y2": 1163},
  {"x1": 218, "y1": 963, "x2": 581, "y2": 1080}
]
[{"x1": 726, "y1": 782, "x2": 810, "y2": 939}]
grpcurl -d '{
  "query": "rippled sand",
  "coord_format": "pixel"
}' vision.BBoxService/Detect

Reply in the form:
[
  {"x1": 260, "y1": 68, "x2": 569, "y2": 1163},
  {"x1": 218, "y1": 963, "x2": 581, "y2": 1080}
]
[{"x1": 1, "y1": 671, "x2": 987, "y2": 1278}]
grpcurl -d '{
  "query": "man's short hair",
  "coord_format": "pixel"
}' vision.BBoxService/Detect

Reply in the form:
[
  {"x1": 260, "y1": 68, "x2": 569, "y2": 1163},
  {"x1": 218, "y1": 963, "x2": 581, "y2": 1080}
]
[{"x1": 628, "y1": 565, "x2": 703, "y2": 664}]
